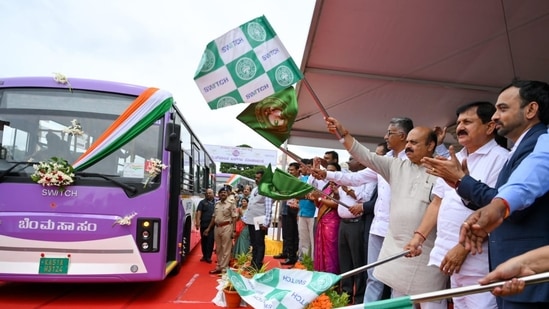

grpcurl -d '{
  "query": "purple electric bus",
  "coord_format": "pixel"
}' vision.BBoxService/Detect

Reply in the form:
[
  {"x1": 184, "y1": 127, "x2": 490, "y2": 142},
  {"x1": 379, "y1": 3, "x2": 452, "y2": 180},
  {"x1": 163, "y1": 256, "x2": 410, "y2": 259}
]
[{"x1": 0, "y1": 76, "x2": 215, "y2": 282}]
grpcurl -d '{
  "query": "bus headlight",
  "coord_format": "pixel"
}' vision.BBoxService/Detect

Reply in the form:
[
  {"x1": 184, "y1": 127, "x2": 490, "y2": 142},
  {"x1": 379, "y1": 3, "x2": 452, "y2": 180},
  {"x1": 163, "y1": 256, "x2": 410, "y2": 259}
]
[{"x1": 137, "y1": 218, "x2": 160, "y2": 252}]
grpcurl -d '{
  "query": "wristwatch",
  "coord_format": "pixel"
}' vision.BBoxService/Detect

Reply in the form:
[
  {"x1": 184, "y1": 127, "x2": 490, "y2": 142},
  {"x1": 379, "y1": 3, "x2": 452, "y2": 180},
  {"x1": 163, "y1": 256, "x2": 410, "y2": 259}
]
[{"x1": 455, "y1": 178, "x2": 462, "y2": 189}]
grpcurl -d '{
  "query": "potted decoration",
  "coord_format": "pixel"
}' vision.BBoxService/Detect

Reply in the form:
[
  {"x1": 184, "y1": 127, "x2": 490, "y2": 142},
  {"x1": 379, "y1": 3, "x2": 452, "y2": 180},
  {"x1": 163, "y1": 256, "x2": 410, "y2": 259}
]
[
  {"x1": 223, "y1": 252, "x2": 249, "y2": 308},
  {"x1": 223, "y1": 281, "x2": 242, "y2": 308}
]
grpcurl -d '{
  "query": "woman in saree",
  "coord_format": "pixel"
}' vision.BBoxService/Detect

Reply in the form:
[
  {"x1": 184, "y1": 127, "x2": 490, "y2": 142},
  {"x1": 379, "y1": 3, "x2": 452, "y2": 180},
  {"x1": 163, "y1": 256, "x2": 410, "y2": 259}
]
[
  {"x1": 233, "y1": 197, "x2": 251, "y2": 256},
  {"x1": 312, "y1": 162, "x2": 341, "y2": 274}
]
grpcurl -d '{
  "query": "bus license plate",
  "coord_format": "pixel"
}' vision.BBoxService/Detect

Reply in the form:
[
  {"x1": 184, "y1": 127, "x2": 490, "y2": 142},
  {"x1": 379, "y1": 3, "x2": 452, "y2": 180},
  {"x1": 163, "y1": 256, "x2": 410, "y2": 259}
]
[{"x1": 39, "y1": 257, "x2": 69, "y2": 274}]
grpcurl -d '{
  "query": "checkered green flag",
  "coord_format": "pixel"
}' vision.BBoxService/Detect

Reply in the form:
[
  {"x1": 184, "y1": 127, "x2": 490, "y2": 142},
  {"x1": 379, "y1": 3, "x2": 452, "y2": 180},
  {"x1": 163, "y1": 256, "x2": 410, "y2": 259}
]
[
  {"x1": 194, "y1": 15, "x2": 303, "y2": 110},
  {"x1": 228, "y1": 268, "x2": 341, "y2": 308}
]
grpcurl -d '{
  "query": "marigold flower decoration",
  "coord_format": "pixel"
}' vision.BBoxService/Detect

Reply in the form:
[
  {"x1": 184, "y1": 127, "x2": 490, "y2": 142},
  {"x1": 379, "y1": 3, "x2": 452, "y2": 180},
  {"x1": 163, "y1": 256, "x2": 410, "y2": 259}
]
[
  {"x1": 144, "y1": 158, "x2": 167, "y2": 187},
  {"x1": 31, "y1": 157, "x2": 75, "y2": 192},
  {"x1": 307, "y1": 287, "x2": 350, "y2": 309}
]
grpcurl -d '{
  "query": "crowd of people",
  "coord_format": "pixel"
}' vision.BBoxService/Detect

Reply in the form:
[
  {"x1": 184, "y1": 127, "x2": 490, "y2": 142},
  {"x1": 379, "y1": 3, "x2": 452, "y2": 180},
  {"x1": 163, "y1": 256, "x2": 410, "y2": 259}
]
[
  {"x1": 196, "y1": 171, "x2": 273, "y2": 275},
  {"x1": 197, "y1": 79, "x2": 549, "y2": 308}
]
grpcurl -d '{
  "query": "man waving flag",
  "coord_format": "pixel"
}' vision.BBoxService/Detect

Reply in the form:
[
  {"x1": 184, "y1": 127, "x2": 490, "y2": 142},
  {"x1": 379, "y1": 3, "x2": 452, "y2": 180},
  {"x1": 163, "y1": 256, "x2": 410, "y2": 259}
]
[{"x1": 194, "y1": 15, "x2": 303, "y2": 109}]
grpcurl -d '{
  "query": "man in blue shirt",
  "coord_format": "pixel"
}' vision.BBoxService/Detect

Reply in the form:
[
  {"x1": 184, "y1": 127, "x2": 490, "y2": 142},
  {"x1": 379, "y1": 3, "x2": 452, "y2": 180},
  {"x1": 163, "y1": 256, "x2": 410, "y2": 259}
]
[{"x1": 297, "y1": 158, "x2": 316, "y2": 260}]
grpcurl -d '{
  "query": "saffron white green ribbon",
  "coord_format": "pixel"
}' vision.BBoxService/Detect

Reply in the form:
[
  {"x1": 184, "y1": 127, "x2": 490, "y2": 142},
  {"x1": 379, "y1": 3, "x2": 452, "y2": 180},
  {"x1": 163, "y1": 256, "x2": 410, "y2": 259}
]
[{"x1": 72, "y1": 87, "x2": 173, "y2": 171}]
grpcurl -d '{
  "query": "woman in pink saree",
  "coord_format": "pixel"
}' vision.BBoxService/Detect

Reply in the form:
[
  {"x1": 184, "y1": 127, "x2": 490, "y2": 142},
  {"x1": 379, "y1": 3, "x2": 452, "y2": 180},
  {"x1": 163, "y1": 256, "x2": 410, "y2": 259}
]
[{"x1": 312, "y1": 162, "x2": 341, "y2": 274}]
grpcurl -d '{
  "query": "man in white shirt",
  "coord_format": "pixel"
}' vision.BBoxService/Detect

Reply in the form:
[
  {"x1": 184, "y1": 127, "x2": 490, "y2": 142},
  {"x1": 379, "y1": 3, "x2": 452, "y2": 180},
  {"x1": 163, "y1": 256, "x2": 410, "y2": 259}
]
[
  {"x1": 407, "y1": 101, "x2": 508, "y2": 308},
  {"x1": 336, "y1": 157, "x2": 376, "y2": 304}
]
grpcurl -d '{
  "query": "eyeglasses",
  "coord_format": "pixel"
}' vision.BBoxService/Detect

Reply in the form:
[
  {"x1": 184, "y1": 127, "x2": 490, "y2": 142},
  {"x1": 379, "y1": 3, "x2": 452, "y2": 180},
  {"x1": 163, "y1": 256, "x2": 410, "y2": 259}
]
[{"x1": 385, "y1": 130, "x2": 402, "y2": 136}]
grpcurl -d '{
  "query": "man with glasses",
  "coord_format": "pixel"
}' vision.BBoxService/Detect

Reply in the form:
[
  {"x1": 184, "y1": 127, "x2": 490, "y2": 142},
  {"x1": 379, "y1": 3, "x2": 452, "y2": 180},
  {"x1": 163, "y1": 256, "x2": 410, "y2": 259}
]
[{"x1": 312, "y1": 117, "x2": 412, "y2": 303}]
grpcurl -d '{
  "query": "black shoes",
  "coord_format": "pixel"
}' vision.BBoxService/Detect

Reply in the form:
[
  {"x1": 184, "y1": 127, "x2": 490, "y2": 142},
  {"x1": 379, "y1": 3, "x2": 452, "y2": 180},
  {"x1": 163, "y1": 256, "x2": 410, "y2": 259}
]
[
  {"x1": 200, "y1": 257, "x2": 212, "y2": 263},
  {"x1": 273, "y1": 254, "x2": 288, "y2": 259},
  {"x1": 281, "y1": 259, "x2": 297, "y2": 266}
]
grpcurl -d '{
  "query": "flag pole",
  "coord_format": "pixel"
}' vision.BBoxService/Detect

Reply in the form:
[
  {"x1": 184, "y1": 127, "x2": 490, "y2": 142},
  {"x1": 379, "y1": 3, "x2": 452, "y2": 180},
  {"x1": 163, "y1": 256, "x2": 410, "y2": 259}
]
[
  {"x1": 410, "y1": 272, "x2": 549, "y2": 304},
  {"x1": 302, "y1": 77, "x2": 343, "y2": 139},
  {"x1": 275, "y1": 145, "x2": 352, "y2": 208},
  {"x1": 344, "y1": 272, "x2": 549, "y2": 309},
  {"x1": 315, "y1": 189, "x2": 351, "y2": 209},
  {"x1": 339, "y1": 250, "x2": 410, "y2": 279},
  {"x1": 277, "y1": 145, "x2": 302, "y2": 163}
]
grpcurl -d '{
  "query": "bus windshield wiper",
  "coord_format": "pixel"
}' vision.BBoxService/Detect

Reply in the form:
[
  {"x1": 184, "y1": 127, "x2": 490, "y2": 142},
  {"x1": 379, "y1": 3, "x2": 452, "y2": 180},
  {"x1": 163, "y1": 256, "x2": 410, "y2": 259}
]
[
  {"x1": 0, "y1": 161, "x2": 35, "y2": 182},
  {"x1": 76, "y1": 172, "x2": 137, "y2": 195}
]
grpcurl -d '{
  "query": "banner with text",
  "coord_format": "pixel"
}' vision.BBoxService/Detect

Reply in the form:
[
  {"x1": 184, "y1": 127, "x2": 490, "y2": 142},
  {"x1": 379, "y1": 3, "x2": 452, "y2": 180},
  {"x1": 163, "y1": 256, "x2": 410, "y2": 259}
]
[{"x1": 204, "y1": 145, "x2": 277, "y2": 167}]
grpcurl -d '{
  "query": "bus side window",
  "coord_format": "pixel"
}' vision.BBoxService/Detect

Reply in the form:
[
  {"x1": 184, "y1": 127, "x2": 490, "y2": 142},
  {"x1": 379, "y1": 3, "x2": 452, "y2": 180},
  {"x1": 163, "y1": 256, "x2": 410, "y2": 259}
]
[{"x1": 181, "y1": 151, "x2": 192, "y2": 193}]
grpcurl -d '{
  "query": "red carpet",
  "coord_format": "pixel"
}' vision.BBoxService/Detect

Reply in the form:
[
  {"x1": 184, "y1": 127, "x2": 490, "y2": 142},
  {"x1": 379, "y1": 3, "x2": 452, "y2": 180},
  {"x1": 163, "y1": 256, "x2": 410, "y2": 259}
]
[{"x1": 0, "y1": 243, "x2": 282, "y2": 308}]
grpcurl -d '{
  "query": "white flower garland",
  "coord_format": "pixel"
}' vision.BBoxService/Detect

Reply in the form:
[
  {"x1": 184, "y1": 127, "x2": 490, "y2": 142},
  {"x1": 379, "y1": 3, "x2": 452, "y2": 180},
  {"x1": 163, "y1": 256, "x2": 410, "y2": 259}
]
[
  {"x1": 53, "y1": 72, "x2": 72, "y2": 92},
  {"x1": 63, "y1": 119, "x2": 84, "y2": 136},
  {"x1": 144, "y1": 158, "x2": 167, "y2": 187},
  {"x1": 113, "y1": 212, "x2": 138, "y2": 226},
  {"x1": 31, "y1": 157, "x2": 75, "y2": 191}
]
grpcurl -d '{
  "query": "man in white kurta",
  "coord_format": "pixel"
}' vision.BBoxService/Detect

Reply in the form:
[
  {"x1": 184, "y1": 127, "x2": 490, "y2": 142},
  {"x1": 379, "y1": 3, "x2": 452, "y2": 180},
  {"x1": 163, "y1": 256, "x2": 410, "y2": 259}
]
[
  {"x1": 414, "y1": 102, "x2": 509, "y2": 308},
  {"x1": 322, "y1": 119, "x2": 448, "y2": 309},
  {"x1": 429, "y1": 139, "x2": 507, "y2": 308},
  {"x1": 326, "y1": 117, "x2": 413, "y2": 302}
]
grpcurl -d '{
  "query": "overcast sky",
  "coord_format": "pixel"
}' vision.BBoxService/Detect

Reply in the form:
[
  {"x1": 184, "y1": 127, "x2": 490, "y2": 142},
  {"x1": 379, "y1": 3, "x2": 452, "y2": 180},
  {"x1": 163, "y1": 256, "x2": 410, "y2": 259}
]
[{"x1": 0, "y1": 0, "x2": 351, "y2": 166}]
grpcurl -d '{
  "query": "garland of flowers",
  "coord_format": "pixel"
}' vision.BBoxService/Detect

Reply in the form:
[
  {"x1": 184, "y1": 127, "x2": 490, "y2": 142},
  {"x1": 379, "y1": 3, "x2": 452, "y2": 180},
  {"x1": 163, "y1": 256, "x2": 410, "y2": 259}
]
[
  {"x1": 63, "y1": 119, "x2": 84, "y2": 136},
  {"x1": 144, "y1": 158, "x2": 167, "y2": 187},
  {"x1": 53, "y1": 72, "x2": 72, "y2": 92},
  {"x1": 31, "y1": 157, "x2": 75, "y2": 191}
]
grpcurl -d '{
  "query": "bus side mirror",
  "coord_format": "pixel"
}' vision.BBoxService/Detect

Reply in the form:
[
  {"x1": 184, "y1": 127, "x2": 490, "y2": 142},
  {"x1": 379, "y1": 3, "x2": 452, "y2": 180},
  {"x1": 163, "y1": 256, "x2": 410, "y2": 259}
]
[{"x1": 165, "y1": 123, "x2": 181, "y2": 152}]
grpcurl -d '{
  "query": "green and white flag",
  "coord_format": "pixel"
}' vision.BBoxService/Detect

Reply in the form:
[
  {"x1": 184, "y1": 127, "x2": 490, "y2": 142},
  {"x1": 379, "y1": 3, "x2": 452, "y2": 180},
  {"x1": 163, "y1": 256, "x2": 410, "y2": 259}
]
[
  {"x1": 194, "y1": 15, "x2": 303, "y2": 110},
  {"x1": 227, "y1": 268, "x2": 340, "y2": 309},
  {"x1": 237, "y1": 86, "x2": 298, "y2": 148},
  {"x1": 258, "y1": 164, "x2": 315, "y2": 200}
]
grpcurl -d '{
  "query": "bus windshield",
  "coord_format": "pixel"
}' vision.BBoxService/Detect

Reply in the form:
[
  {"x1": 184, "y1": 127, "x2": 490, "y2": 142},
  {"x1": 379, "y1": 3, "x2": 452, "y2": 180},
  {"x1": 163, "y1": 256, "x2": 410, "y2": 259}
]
[{"x1": 0, "y1": 88, "x2": 162, "y2": 180}]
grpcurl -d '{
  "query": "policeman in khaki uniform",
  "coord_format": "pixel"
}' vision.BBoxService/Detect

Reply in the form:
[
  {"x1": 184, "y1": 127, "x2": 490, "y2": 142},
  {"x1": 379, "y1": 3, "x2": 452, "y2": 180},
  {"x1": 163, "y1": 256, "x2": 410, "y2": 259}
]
[{"x1": 205, "y1": 186, "x2": 238, "y2": 274}]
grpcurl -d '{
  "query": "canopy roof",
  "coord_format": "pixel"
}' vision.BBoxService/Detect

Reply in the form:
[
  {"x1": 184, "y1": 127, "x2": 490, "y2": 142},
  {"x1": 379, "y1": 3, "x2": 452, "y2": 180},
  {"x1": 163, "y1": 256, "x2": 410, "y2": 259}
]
[{"x1": 290, "y1": 0, "x2": 549, "y2": 149}]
